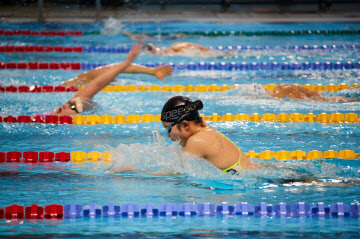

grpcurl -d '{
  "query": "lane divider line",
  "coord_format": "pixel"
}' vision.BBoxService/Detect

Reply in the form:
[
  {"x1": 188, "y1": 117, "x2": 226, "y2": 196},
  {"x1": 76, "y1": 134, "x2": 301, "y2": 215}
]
[
  {"x1": 1, "y1": 202, "x2": 359, "y2": 219},
  {"x1": 1, "y1": 112, "x2": 359, "y2": 125},
  {"x1": 1, "y1": 83, "x2": 358, "y2": 93},
  {"x1": 1, "y1": 61, "x2": 360, "y2": 71},
  {"x1": 1, "y1": 149, "x2": 359, "y2": 163},
  {"x1": 1, "y1": 44, "x2": 359, "y2": 54}
]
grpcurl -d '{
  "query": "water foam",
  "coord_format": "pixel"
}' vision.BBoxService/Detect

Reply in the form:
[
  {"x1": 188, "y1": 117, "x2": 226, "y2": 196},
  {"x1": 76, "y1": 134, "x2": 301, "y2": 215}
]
[
  {"x1": 101, "y1": 17, "x2": 125, "y2": 36},
  {"x1": 103, "y1": 127, "x2": 224, "y2": 179}
]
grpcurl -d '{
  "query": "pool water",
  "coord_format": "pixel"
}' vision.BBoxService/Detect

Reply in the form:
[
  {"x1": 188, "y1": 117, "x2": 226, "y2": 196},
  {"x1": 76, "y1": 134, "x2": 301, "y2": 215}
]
[{"x1": 0, "y1": 20, "x2": 360, "y2": 237}]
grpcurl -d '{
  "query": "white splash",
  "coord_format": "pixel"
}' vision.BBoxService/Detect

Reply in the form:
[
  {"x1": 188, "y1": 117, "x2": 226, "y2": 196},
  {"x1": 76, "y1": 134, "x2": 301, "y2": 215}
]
[
  {"x1": 101, "y1": 17, "x2": 125, "y2": 36},
  {"x1": 103, "y1": 127, "x2": 223, "y2": 179}
]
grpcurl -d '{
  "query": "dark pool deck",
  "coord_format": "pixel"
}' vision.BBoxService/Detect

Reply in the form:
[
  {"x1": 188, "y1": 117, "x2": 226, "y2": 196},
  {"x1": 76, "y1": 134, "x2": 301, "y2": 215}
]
[{"x1": 1, "y1": 3, "x2": 360, "y2": 23}]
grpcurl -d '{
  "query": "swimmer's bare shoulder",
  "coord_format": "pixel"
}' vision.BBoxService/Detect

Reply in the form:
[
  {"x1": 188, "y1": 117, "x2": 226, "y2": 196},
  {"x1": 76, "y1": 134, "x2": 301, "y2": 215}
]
[{"x1": 184, "y1": 129, "x2": 218, "y2": 159}]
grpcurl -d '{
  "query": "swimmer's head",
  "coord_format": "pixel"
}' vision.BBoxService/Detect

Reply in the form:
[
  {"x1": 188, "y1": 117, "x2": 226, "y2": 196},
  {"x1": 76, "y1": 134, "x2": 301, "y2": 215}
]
[
  {"x1": 142, "y1": 43, "x2": 159, "y2": 54},
  {"x1": 161, "y1": 96, "x2": 203, "y2": 124},
  {"x1": 49, "y1": 97, "x2": 84, "y2": 117},
  {"x1": 161, "y1": 96, "x2": 204, "y2": 145}
]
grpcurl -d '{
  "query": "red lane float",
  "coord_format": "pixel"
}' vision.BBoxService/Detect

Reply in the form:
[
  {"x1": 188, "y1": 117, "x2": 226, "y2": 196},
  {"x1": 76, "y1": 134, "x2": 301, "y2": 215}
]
[
  {"x1": 17, "y1": 115, "x2": 31, "y2": 123},
  {"x1": 18, "y1": 86, "x2": 29, "y2": 92},
  {"x1": 5, "y1": 85, "x2": 17, "y2": 92},
  {"x1": 25, "y1": 205, "x2": 44, "y2": 219},
  {"x1": 0, "y1": 85, "x2": 78, "y2": 93},
  {"x1": 39, "y1": 151, "x2": 55, "y2": 163},
  {"x1": 55, "y1": 151, "x2": 71, "y2": 162},
  {"x1": 23, "y1": 151, "x2": 39, "y2": 163},
  {"x1": 2, "y1": 45, "x2": 83, "y2": 53},
  {"x1": 0, "y1": 61, "x2": 82, "y2": 70},
  {"x1": 0, "y1": 115, "x2": 73, "y2": 125},
  {"x1": 6, "y1": 62, "x2": 16, "y2": 69},
  {"x1": 0, "y1": 151, "x2": 71, "y2": 163},
  {"x1": 6, "y1": 151, "x2": 21, "y2": 163},
  {"x1": 0, "y1": 29, "x2": 83, "y2": 36},
  {"x1": 5, "y1": 204, "x2": 63, "y2": 220},
  {"x1": 5, "y1": 205, "x2": 24, "y2": 220},
  {"x1": 17, "y1": 62, "x2": 27, "y2": 69},
  {"x1": 45, "y1": 205, "x2": 63, "y2": 219},
  {"x1": 28, "y1": 61, "x2": 38, "y2": 69},
  {"x1": 4, "y1": 115, "x2": 17, "y2": 123},
  {"x1": 0, "y1": 152, "x2": 5, "y2": 162}
]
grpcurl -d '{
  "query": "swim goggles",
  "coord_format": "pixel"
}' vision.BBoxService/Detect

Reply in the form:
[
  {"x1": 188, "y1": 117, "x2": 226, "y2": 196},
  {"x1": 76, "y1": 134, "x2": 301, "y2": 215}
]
[
  {"x1": 165, "y1": 121, "x2": 181, "y2": 134},
  {"x1": 68, "y1": 101, "x2": 79, "y2": 113},
  {"x1": 165, "y1": 115, "x2": 202, "y2": 133},
  {"x1": 67, "y1": 98, "x2": 84, "y2": 114}
]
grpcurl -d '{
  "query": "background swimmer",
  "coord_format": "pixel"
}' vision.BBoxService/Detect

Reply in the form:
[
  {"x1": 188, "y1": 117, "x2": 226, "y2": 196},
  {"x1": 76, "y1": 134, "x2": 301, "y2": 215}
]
[
  {"x1": 141, "y1": 42, "x2": 228, "y2": 58},
  {"x1": 261, "y1": 84, "x2": 358, "y2": 102},
  {"x1": 50, "y1": 41, "x2": 173, "y2": 117}
]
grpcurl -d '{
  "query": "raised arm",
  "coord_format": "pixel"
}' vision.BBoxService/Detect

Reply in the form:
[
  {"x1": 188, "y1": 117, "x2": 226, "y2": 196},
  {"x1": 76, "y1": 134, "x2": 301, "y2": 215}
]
[
  {"x1": 72, "y1": 41, "x2": 142, "y2": 100},
  {"x1": 61, "y1": 63, "x2": 171, "y2": 87}
]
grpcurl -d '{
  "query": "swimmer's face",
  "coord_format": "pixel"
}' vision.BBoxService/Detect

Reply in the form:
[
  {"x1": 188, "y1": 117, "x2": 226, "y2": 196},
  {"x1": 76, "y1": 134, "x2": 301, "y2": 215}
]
[
  {"x1": 50, "y1": 102, "x2": 78, "y2": 117},
  {"x1": 152, "y1": 47, "x2": 161, "y2": 54},
  {"x1": 142, "y1": 44, "x2": 160, "y2": 54},
  {"x1": 162, "y1": 121, "x2": 189, "y2": 147}
]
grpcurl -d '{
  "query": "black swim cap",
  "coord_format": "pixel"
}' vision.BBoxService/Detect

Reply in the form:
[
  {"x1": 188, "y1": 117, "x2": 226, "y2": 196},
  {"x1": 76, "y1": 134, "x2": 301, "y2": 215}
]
[{"x1": 161, "y1": 96, "x2": 203, "y2": 123}]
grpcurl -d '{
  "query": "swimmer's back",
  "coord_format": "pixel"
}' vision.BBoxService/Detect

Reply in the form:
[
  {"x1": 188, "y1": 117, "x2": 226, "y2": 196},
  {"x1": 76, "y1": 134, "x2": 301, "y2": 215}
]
[
  {"x1": 185, "y1": 127, "x2": 253, "y2": 170},
  {"x1": 171, "y1": 42, "x2": 209, "y2": 52}
]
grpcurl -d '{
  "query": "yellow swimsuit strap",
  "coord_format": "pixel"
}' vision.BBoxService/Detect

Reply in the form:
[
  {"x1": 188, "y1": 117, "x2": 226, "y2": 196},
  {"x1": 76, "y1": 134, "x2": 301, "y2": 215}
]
[
  {"x1": 220, "y1": 147, "x2": 242, "y2": 173},
  {"x1": 203, "y1": 128, "x2": 242, "y2": 173}
]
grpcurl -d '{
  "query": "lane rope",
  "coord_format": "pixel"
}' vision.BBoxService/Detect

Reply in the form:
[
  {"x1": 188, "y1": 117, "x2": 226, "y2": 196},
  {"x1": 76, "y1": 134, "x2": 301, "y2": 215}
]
[
  {"x1": 1, "y1": 112, "x2": 359, "y2": 125},
  {"x1": 1, "y1": 83, "x2": 358, "y2": 93},
  {"x1": 1, "y1": 202, "x2": 359, "y2": 220},
  {"x1": 1, "y1": 61, "x2": 360, "y2": 71},
  {"x1": 2, "y1": 28, "x2": 360, "y2": 37},
  {"x1": 1, "y1": 149, "x2": 359, "y2": 163},
  {"x1": 1, "y1": 44, "x2": 359, "y2": 53},
  {"x1": 131, "y1": 29, "x2": 360, "y2": 37}
]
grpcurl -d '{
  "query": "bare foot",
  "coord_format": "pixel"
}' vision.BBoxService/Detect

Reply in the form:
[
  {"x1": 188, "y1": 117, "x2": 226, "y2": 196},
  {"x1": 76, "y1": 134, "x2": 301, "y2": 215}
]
[{"x1": 153, "y1": 65, "x2": 173, "y2": 81}]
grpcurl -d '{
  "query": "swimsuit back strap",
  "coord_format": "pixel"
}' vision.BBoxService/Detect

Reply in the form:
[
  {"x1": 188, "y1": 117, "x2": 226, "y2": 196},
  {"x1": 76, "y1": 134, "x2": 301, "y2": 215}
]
[
  {"x1": 221, "y1": 147, "x2": 242, "y2": 173},
  {"x1": 205, "y1": 128, "x2": 243, "y2": 173}
]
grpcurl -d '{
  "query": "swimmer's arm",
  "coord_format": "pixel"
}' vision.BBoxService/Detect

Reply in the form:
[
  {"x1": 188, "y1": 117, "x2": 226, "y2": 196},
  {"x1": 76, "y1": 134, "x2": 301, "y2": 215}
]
[
  {"x1": 123, "y1": 32, "x2": 137, "y2": 40},
  {"x1": 61, "y1": 63, "x2": 171, "y2": 87},
  {"x1": 189, "y1": 43, "x2": 209, "y2": 51},
  {"x1": 72, "y1": 40, "x2": 142, "y2": 99},
  {"x1": 104, "y1": 166, "x2": 136, "y2": 174},
  {"x1": 122, "y1": 64, "x2": 172, "y2": 81}
]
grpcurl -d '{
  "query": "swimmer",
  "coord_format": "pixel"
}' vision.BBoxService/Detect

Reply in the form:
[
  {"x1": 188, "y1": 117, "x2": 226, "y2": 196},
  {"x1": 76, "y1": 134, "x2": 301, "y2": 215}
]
[
  {"x1": 49, "y1": 40, "x2": 173, "y2": 117},
  {"x1": 161, "y1": 96, "x2": 256, "y2": 174},
  {"x1": 263, "y1": 84, "x2": 357, "y2": 102},
  {"x1": 141, "y1": 42, "x2": 226, "y2": 58}
]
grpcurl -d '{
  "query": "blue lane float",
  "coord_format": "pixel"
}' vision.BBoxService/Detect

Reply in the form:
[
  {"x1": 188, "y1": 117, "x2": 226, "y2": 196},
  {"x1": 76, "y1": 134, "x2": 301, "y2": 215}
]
[{"x1": 1, "y1": 202, "x2": 359, "y2": 220}]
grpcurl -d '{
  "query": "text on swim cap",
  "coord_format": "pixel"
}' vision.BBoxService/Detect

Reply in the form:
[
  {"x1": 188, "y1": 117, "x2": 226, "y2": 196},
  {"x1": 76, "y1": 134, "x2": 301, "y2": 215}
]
[{"x1": 162, "y1": 103, "x2": 197, "y2": 121}]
